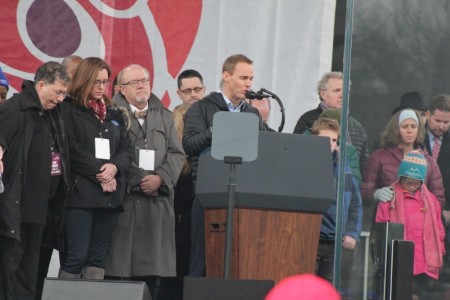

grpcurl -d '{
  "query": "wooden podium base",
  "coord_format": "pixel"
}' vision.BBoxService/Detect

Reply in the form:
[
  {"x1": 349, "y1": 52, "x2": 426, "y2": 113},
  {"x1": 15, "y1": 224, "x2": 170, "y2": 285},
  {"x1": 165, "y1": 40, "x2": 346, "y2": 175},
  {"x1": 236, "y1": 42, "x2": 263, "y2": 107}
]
[{"x1": 204, "y1": 208, "x2": 322, "y2": 283}]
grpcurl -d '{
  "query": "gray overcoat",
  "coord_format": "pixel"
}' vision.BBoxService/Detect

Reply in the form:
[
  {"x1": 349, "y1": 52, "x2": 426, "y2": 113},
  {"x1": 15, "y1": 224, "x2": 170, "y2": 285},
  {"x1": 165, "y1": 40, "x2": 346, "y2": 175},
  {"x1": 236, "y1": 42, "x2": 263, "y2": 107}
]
[{"x1": 105, "y1": 93, "x2": 185, "y2": 277}]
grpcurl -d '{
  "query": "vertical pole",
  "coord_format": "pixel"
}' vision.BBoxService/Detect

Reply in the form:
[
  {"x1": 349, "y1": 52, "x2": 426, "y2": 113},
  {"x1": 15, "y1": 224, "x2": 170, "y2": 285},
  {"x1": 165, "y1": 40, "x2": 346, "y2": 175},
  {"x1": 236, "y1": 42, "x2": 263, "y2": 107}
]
[
  {"x1": 224, "y1": 163, "x2": 236, "y2": 278},
  {"x1": 333, "y1": 0, "x2": 355, "y2": 290}
]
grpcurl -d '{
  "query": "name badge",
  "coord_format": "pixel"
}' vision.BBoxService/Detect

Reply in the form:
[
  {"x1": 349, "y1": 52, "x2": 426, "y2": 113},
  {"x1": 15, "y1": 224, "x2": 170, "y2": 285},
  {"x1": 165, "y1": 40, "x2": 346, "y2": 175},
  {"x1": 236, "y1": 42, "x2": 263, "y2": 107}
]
[
  {"x1": 95, "y1": 138, "x2": 110, "y2": 159},
  {"x1": 51, "y1": 152, "x2": 62, "y2": 176},
  {"x1": 139, "y1": 149, "x2": 155, "y2": 171}
]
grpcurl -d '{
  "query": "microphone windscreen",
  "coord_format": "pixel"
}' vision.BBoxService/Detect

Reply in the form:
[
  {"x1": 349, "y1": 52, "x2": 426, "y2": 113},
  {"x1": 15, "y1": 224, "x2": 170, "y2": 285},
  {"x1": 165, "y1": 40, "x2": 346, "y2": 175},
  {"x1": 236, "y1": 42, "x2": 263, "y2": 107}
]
[{"x1": 245, "y1": 90, "x2": 257, "y2": 99}]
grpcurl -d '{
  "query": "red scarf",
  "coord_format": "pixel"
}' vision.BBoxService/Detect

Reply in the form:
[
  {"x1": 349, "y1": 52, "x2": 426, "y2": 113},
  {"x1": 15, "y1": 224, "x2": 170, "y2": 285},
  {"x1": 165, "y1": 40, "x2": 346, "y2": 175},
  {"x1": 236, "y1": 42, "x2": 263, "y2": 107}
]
[{"x1": 88, "y1": 99, "x2": 106, "y2": 122}]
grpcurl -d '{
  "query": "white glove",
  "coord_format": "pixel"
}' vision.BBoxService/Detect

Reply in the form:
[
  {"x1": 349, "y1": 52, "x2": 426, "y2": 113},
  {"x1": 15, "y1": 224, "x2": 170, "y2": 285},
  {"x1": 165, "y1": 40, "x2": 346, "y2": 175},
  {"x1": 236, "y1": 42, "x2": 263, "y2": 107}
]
[{"x1": 374, "y1": 187, "x2": 394, "y2": 202}]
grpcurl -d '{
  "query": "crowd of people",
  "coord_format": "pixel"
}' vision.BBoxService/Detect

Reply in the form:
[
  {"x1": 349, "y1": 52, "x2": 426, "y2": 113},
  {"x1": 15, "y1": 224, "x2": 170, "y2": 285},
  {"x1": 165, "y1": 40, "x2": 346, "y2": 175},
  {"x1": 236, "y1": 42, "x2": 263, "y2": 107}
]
[{"x1": 0, "y1": 52, "x2": 450, "y2": 300}]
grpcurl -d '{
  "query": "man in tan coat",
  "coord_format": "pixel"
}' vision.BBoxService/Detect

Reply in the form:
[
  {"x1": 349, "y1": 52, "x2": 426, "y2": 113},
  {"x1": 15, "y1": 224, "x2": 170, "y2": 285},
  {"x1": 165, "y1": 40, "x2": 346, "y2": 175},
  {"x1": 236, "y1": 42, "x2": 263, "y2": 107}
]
[{"x1": 105, "y1": 64, "x2": 185, "y2": 300}]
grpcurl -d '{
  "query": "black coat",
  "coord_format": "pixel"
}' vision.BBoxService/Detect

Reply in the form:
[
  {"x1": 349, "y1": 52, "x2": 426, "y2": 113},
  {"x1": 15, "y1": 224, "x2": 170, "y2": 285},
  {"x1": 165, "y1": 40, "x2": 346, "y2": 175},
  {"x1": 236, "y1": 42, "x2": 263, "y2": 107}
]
[
  {"x1": 182, "y1": 92, "x2": 263, "y2": 185},
  {"x1": 61, "y1": 100, "x2": 133, "y2": 209},
  {"x1": 293, "y1": 103, "x2": 369, "y2": 168},
  {"x1": 0, "y1": 81, "x2": 70, "y2": 242},
  {"x1": 425, "y1": 130, "x2": 450, "y2": 209}
]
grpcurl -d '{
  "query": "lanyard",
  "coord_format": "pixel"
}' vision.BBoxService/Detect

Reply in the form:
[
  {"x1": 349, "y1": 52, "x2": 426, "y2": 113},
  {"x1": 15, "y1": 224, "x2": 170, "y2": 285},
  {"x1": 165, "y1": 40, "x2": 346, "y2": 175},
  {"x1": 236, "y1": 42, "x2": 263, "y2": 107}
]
[{"x1": 136, "y1": 118, "x2": 148, "y2": 149}]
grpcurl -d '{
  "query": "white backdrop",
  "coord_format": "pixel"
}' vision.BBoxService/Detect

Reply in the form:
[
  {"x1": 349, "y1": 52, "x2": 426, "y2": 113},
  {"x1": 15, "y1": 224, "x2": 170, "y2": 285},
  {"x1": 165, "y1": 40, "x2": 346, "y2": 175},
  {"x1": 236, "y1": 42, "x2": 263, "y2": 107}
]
[{"x1": 169, "y1": 0, "x2": 337, "y2": 132}]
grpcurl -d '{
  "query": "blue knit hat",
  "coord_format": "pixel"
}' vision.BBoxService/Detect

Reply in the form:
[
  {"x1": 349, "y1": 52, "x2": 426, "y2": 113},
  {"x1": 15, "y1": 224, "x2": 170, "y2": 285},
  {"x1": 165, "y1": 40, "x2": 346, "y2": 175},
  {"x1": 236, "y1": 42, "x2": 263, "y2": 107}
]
[
  {"x1": 0, "y1": 67, "x2": 9, "y2": 91},
  {"x1": 398, "y1": 150, "x2": 427, "y2": 182}
]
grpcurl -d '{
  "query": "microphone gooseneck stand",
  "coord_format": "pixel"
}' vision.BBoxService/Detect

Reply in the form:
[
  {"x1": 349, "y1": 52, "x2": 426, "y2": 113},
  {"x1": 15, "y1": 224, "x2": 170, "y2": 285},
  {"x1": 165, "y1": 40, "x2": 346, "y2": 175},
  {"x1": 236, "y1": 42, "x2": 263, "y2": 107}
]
[{"x1": 245, "y1": 89, "x2": 285, "y2": 132}]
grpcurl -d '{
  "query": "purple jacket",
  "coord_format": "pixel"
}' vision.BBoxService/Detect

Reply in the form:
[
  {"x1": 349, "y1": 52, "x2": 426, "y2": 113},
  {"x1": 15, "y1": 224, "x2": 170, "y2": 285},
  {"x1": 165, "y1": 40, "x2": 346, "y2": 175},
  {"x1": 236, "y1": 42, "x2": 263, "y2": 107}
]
[{"x1": 361, "y1": 147, "x2": 445, "y2": 208}]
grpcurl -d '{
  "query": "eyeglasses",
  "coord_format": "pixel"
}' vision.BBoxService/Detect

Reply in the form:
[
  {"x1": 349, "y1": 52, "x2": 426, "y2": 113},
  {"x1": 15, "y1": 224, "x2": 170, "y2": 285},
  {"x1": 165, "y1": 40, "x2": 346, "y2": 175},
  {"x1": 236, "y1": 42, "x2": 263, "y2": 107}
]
[
  {"x1": 122, "y1": 78, "x2": 150, "y2": 87},
  {"x1": 43, "y1": 82, "x2": 67, "y2": 98},
  {"x1": 179, "y1": 87, "x2": 204, "y2": 95},
  {"x1": 402, "y1": 179, "x2": 422, "y2": 187},
  {"x1": 53, "y1": 90, "x2": 67, "y2": 98},
  {"x1": 93, "y1": 80, "x2": 111, "y2": 87}
]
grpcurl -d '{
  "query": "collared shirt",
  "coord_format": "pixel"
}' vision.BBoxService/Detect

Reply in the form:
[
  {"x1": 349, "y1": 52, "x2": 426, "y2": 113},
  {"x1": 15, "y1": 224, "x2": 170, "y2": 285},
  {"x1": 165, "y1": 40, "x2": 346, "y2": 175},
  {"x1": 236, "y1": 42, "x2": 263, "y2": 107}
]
[
  {"x1": 319, "y1": 101, "x2": 330, "y2": 111},
  {"x1": 129, "y1": 103, "x2": 149, "y2": 125},
  {"x1": 427, "y1": 128, "x2": 442, "y2": 149},
  {"x1": 219, "y1": 90, "x2": 244, "y2": 112}
]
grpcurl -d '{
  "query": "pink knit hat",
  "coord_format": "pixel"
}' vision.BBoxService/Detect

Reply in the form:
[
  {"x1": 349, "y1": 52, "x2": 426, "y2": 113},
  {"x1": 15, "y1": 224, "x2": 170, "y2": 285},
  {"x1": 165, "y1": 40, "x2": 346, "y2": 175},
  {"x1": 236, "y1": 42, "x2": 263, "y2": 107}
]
[{"x1": 265, "y1": 274, "x2": 341, "y2": 300}]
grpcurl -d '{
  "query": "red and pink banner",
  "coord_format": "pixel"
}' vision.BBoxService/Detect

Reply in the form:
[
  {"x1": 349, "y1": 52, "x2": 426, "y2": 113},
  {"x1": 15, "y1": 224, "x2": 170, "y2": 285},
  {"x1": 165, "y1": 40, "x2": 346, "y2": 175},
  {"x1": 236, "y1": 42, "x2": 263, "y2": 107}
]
[{"x1": 0, "y1": 0, "x2": 335, "y2": 132}]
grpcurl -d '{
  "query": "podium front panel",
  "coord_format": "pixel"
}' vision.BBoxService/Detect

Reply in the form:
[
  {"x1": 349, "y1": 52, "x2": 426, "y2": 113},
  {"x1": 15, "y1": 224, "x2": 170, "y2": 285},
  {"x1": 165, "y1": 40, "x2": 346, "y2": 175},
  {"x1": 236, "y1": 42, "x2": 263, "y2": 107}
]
[
  {"x1": 204, "y1": 208, "x2": 322, "y2": 282},
  {"x1": 197, "y1": 132, "x2": 335, "y2": 213}
]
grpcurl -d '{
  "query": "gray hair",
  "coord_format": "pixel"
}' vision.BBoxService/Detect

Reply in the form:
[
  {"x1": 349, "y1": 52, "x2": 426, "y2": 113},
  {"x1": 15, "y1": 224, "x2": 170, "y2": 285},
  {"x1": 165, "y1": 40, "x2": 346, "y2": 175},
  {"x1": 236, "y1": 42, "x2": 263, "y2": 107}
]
[
  {"x1": 317, "y1": 71, "x2": 343, "y2": 100},
  {"x1": 34, "y1": 61, "x2": 70, "y2": 86}
]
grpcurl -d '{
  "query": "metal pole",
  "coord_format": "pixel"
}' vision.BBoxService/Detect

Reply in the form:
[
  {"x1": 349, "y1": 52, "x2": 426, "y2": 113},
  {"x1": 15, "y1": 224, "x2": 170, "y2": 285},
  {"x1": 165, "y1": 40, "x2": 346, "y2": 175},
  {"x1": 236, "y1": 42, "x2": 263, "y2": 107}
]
[
  {"x1": 333, "y1": 0, "x2": 355, "y2": 290},
  {"x1": 223, "y1": 163, "x2": 236, "y2": 278}
]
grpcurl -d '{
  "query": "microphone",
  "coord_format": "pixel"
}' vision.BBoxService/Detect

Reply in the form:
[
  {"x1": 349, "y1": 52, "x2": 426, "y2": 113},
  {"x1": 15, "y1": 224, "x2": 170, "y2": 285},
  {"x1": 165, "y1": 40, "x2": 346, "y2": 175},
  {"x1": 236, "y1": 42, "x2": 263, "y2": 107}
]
[
  {"x1": 0, "y1": 173, "x2": 4, "y2": 194},
  {"x1": 245, "y1": 90, "x2": 258, "y2": 100},
  {"x1": 245, "y1": 89, "x2": 268, "y2": 100},
  {"x1": 246, "y1": 88, "x2": 286, "y2": 133}
]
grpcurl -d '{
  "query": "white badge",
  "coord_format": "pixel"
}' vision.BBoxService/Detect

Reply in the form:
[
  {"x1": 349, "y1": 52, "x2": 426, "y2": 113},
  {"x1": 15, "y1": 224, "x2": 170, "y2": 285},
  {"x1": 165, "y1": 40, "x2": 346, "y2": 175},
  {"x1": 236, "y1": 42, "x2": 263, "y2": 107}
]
[
  {"x1": 95, "y1": 138, "x2": 110, "y2": 159},
  {"x1": 139, "y1": 149, "x2": 155, "y2": 171}
]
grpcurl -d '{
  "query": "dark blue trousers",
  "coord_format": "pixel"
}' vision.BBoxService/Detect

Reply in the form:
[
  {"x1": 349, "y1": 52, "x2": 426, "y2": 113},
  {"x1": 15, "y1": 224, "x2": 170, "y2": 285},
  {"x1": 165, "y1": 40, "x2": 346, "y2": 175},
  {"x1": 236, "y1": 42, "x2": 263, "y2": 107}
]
[{"x1": 61, "y1": 208, "x2": 118, "y2": 274}]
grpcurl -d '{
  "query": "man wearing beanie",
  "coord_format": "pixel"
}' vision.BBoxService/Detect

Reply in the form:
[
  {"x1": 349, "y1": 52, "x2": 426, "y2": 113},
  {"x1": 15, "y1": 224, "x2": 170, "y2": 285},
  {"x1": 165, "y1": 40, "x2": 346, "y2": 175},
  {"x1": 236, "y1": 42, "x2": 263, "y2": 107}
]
[
  {"x1": 0, "y1": 67, "x2": 9, "y2": 103},
  {"x1": 376, "y1": 150, "x2": 445, "y2": 298}
]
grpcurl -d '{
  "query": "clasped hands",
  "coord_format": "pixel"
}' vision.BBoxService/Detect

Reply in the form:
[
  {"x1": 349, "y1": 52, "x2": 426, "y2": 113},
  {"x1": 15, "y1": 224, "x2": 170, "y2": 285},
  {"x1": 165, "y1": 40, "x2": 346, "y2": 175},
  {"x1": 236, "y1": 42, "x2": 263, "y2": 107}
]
[
  {"x1": 139, "y1": 174, "x2": 162, "y2": 197},
  {"x1": 96, "y1": 163, "x2": 118, "y2": 192}
]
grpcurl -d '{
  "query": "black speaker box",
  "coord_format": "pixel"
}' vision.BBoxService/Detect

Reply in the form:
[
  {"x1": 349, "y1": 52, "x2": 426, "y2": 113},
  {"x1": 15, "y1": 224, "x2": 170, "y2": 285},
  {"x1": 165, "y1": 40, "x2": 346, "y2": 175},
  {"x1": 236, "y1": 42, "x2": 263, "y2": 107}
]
[
  {"x1": 389, "y1": 240, "x2": 414, "y2": 300},
  {"x1": 183, "y1": 277, "x2": 274, "y2": 300},
  {"x1": 42, "y1": 278, "x2": 151, "y2": 300},
  {"x1": 371, "y1": 222, "x2": 404, "y2": 299}
]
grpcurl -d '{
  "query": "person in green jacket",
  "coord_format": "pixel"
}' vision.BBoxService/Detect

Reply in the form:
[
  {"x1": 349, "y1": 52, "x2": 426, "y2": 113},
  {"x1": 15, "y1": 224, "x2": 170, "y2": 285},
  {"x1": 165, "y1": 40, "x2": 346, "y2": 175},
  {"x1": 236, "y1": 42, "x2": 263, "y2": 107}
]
[{"x1": 300, "y1": 108, "x2": 362, "y2": 187}]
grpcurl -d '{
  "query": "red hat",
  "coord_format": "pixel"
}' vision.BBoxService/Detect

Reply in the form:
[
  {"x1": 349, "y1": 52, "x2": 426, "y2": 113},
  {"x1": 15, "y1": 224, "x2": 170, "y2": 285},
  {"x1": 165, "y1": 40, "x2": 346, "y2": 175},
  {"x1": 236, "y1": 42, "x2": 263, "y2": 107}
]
[{"x1": 265, "y1": 274, "x2": 341, "y2": 300}]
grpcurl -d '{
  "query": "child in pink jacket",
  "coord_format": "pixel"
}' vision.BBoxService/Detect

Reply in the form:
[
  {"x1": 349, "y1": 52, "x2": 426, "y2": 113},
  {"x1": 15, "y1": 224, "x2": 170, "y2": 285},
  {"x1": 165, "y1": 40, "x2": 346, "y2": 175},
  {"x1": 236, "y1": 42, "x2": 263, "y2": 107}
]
[{"x1": 376, "y1": 150, "x2": 445, "y2": 296}]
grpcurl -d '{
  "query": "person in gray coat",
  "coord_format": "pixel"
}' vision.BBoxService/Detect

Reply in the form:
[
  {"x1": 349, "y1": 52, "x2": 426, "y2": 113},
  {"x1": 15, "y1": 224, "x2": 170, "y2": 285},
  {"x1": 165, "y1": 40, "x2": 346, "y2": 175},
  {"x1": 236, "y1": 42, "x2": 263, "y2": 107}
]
[{"x1": 105, "y1": 64, "x2": 185, "y2": 300}]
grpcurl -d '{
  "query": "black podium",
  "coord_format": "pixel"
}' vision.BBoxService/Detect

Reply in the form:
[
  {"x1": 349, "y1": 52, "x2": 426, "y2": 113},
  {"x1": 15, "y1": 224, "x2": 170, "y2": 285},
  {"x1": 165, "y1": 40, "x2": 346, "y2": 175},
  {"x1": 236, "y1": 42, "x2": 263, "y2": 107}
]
[{"x1": 196, "y1": 131, "x2": 335, "y2": 283}]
